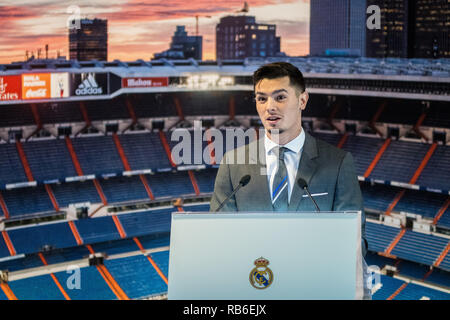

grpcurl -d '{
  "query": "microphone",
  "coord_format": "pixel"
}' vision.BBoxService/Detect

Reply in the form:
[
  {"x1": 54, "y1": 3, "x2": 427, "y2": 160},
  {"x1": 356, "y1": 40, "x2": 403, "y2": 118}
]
[
  {"x1": 297, "y1": 178, "x2": 320, "y2": 213},
  {"x1": 215, "y1": 175, "x2": 251, "y2": 212}
]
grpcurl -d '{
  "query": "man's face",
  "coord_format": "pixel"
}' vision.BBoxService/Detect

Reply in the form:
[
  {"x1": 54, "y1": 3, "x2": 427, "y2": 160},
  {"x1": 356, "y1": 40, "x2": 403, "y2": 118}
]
[{"x1": 255, "y1": 76, "x2": 308, "y2": 144}]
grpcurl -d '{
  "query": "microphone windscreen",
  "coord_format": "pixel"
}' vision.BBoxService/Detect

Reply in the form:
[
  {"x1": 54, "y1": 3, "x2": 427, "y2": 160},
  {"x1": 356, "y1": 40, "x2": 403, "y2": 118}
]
[
  {"x1": 240, "y1": 175, "x2": 251, "y2": 187},
  {"x1": 297, "y1": 178, "x2": 307, "y2": 189}
]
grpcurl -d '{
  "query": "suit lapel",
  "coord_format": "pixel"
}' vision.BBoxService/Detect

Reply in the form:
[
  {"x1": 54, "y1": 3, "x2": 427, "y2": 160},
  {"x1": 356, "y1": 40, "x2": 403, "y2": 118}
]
[
  {"x1": 288, "y1": 132, "x2": 319, "y2": 211},
  {"x1": 247, "y1": 137, "x2": 272, "y2": 209}
]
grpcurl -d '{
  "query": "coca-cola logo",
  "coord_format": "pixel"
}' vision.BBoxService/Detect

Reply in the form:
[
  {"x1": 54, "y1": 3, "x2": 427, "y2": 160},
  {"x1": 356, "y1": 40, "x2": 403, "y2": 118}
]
[{"x1": 25, "y1": 88, "x2": 47, "y2": 98}]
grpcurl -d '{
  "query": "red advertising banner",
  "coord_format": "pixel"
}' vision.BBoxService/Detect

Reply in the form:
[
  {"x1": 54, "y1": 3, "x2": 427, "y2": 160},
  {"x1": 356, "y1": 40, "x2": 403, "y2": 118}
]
[
  {"x1": 122, "y1": 77, "x2": 168, "y2": 88},
  {"x1": 0, "y1": 75, "x2": 22, "y2": 101},
  {"x1": 22, "y1": 73, "x2": 51, "y2": 100}
]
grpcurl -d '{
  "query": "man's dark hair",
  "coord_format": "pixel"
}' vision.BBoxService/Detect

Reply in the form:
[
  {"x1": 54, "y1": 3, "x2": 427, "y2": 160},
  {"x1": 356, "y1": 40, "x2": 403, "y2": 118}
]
[{"x1": 253, "y1": 62, "x2": 305, "y2": 95}]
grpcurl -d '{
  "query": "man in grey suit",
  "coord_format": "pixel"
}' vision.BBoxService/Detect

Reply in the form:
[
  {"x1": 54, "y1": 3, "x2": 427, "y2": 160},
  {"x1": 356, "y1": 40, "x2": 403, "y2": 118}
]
[{"x1": 210, "y1": 62, "x2": 368, "y2": 257}]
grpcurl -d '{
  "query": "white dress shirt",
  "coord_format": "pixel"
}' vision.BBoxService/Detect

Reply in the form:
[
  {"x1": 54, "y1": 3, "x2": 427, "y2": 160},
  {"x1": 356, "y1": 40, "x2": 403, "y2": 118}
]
[{"x1": 264, "y1": 128, "x2": 306, "y2": 203}]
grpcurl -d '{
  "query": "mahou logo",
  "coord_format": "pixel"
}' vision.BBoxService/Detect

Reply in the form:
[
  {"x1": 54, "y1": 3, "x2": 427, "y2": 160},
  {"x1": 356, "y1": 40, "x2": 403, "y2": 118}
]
[{"x1": 0, "y1": 76, "x2": 20, "y2": 101}]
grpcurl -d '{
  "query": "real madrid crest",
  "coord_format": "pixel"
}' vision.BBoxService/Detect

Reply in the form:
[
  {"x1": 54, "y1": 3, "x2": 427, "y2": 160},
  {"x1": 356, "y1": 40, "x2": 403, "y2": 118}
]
[{"x1": 249, "y1": 257, "x2": 273, "y2": 289}]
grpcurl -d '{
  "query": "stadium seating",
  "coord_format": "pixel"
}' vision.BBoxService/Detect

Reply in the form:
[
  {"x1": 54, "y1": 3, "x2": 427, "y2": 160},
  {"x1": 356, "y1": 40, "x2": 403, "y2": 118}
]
[
  {"x1": 340, "y1": 135, "x2": 386, "y2": 176},
  {"x1": 309, "y1": 131, "x2": 342, "y2": 147},
  {"x1": 117, "y1": 208, "x2": 172, "y2": 237},
  {"x1": 390, "y1": 231, "x2": 449, "y2": 267},
  {"x1": 361, "y1": 183, "x2": 398, "y2": 213},
  {"x1": 394, "y1": 282, "x2": 450, "y2": 300},
  {"x1": 71, "y1": 135, "x2": 124, "y2": 176},
  {"x1": 104, "y1": 254, "x2": 167, "y2": 299},
  {"x1": 22, "y1": 138, "x2": 77, "y2": 182},
  {"x1": 51, "y1": 180, "x2": 101, "y2": 208},
  {"x1": 372, "y1": 275, "x2": 406, "y2": 300},
  {"x1": 74, "y1": 216, "x2": 121, "y2": 245},
  {"x1": 365, "y1": 221, "x2": 402, "y2": 253},
  {"x1": 100, "y1": 175, "x2": 149, "y2": 204},
  {"x1": 8, "y1": 274, "x2": 67, "y2": 300},
  {"x1": 7, "y1": 222, "x2": 77, "y2": 255},
  {"x1": 145, "y1": 171, "x2": 195, "y2": 198},
  {"x1": 53, "y1": 266, "x2": 117, "y2": 300},
  {"x1": 118, "y1": 132, "x2": 172, "y2": 170},
  {"x1": 393, "y1": 189, "x2": 447, "y2": 220},
  {"x1": 1, "y1": 186, "x2": 55, "y2": 219},
  {"x1": 416, "y1": 144, "x2": 450, "y2": 192},
  {"x1": 0, "y1": 143, "x2": 28, "y2": 186},
  {"x1": 193, "y1": 169, "x2": 217, "y2": 194},
  {"x1": 369, "y1": 139, "x2": 430, "y2": 183},
  {"x1": 149, "y1": 250, "x2": 170, "y2": 278}
]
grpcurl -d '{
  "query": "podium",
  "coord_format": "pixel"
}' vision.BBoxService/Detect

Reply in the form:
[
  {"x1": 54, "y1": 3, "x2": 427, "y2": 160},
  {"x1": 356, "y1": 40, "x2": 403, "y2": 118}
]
[{"x1": 167, "y1": 211, "x2": 364, "y2": 300}]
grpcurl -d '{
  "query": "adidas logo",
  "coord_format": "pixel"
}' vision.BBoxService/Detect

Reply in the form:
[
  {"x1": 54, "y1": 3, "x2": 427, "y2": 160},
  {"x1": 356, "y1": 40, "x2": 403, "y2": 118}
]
[{"x1": 75, "y1": 74, "x2": 103, "y2": 95}]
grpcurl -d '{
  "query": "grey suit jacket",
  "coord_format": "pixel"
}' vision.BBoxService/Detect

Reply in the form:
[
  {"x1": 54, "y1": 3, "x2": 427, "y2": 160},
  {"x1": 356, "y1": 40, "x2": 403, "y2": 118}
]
[{"x1": 210, "y1": 131, "x2": 368, "y2": 256}]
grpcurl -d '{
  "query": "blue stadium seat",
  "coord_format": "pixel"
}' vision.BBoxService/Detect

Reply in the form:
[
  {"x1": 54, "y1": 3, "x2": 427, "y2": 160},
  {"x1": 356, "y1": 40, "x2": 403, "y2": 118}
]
[
  {"x1": 7, "y1": 222, "x2": 77, "y2": 255},
  {"x1": 71, "y1": 135, "x2": 124, "y2": 176},
  {"x1": 372, "y1": 275, "x2": 405, "y2": 300},
  {"x1": 0, "y1": 285, "x2": 7, "y2": 300},
  {"x1": 391, "y1": 231, "x2": 449, "y2": 266},
  {"x1": 425, "y1": 269, "x2": 450, "y2": 288},
  {"x1": 51, "y1": 180, "x2": 101, "y2": 208},
  {"x1": 393, "y1": 282, "x2": 450, "y2": 300},
  {"x1": 439, "y1": 252, "x2": 450, "y2": 272},
  {"x1": 437, "y1": 207, "x2": 450, "y2": 230},
  {"x1": 0, "y1": 236, "x2": 11, "y2": 259},
  {"x1": 416, "y1": 145, "x2": 450, "y2": 192},
  {"x1": 361, "y1": 183, "x2": 398, "y2": 213},
  {"x1": 8, "y1": 274, "x2": 66, "y2": 300},
  {"x1": 104, "y1": 255, "x2": 167, "y2": 299},
  {"x1": 149, "y1": 250, "x2": 169, "y2": 278},
  {"x1": 100, "y1": 176, "x2": 149, "y2": 204},
  {"x1": 0, "y1": 143, "x2": 28, "y2": 186},
  {"x1": 369, "y1": 140, "x2": 429, "y2": 183},
  {"x1": 137, "y1": 234, "x2": 170, "y2": 251},
  {"x1": 310, "y1": 131, "x2": 341, "y2": 147},
  {"x1": 53, "y1": 266, "x2": 117, "y2": 300},
  {"x1": 393, "y1": 189, "x2": 447, "y2": 220},
  {"x1": 22, "y1": 138, "x2": 77, "y2": 182},
  {"x1": 194, "y1": 169, "x2": 217, "y2": 194},
  {"x1": 91, "y1": 239, "x2": 139, "y2": 256},
  {"x1": 1, "y1": 186, "x2": 55, "y2": 219},
  {"x1": 119, "y1": 132, "x2": 171, "y2": 170},
  {"x1": 365, "y1": 222, "x2": 401, "y2": 253},
  {"x1": 145, "y1": 171, "x2": 195, "y2": 198},
  {"x1": 0, "y1": 254, "x2": 43, "y2": 272},
  {"x1": 118, "y1": 208, "x2": 172, "y2": 238},
  {"x1": 41, "y1": 246, "x2": 91, "y2": 266},
  {"x1": 340, "y1": 135, "x2": 385, "y2": 176},
  {"x1": 74, "y1": 216, "x2": 121, "y2": 245}
]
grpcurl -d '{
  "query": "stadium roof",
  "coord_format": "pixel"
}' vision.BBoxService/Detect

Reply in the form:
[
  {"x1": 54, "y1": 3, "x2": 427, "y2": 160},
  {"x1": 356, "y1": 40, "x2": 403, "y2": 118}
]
[{"x1": 1, "y1": 57, "x2": 450, "y2": 79}]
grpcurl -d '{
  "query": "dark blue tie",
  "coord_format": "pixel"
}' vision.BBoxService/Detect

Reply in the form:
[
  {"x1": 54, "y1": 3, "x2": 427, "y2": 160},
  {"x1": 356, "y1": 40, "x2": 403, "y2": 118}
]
[{"x1": 272, "y1": 147, "x2": 289, "y2": 211}]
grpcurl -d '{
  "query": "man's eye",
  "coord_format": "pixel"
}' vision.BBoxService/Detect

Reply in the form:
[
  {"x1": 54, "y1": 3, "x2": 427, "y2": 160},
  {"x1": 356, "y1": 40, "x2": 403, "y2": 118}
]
[
  {"x1": 276, "y1": 95, "x2": 286, "y2": 101},
  {"x1": 256, "y1": 97, "x2": 267, "y2": 102}
]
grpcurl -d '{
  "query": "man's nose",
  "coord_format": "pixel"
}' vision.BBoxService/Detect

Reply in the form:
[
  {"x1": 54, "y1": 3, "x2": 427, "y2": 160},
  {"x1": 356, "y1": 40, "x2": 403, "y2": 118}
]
[{"x1": 267, "y1": 97, "x2": 277, "y2": 111}]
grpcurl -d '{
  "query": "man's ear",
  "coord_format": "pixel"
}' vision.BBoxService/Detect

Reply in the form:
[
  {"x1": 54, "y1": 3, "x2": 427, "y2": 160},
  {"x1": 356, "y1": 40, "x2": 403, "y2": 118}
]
[{"x1": 299, "y1": 91, "x2": 308, "y2": 111}]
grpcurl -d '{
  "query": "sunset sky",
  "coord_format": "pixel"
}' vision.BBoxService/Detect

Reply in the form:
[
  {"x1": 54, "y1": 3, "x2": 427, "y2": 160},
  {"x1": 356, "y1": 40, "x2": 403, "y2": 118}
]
[{"x1": 0, "y1": 0, "x2": 310, "y2": 64}]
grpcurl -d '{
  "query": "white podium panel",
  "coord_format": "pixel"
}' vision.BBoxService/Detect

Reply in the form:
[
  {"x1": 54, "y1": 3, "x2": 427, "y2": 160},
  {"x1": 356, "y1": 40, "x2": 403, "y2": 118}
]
[{"x1": 168, "y1": 211, "x2": 362, "y2": 300}]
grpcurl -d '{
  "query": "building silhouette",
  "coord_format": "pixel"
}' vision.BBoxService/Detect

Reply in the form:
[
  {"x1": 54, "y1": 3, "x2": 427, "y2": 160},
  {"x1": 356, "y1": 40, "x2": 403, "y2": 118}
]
[
  {"x1": 216, "y1": 15, "x2": 281, "y2": 60},
  {"x1": 69, "y1": 18, "x2": 108, "y2": 61},
  {"x1": 310, "y1": 0, "x2": 366, "y2": 57},
  {"x1": 366, "y1": 0, "x2": 449, "y2": 59},
  {"x1": 154, "y1": 26, "x2": 202, "y2": 60}
]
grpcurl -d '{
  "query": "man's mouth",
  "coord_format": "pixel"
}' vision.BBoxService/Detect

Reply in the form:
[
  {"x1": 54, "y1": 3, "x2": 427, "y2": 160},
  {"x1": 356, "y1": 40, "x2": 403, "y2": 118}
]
[{"x1": 266, "y1": 115, "x2": 281, "y2": 125}]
